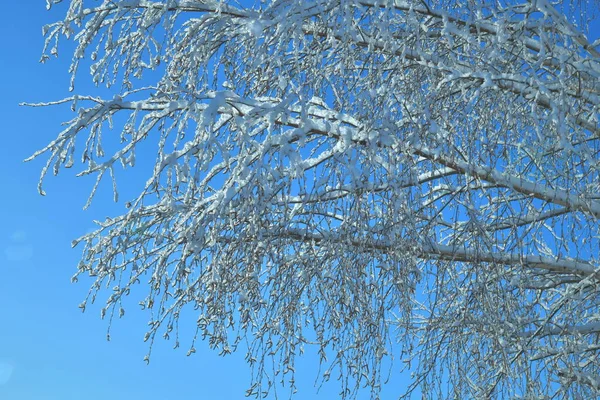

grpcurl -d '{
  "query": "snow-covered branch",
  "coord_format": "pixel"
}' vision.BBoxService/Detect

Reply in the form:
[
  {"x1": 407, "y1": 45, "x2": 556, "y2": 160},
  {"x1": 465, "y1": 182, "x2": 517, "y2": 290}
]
[{"x1": 27, "y1": 0, "x2": 600, "y2": 398}]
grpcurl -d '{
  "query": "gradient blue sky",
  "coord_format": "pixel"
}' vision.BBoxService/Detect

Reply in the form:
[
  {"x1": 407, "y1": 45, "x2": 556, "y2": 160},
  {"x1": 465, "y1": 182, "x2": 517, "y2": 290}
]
[
  {"x1": 2, "y1": 3, "x2": 598, "y2": 400},
  {"x1": 0, "y1": 3, "x2": 407, "y2": 399}
]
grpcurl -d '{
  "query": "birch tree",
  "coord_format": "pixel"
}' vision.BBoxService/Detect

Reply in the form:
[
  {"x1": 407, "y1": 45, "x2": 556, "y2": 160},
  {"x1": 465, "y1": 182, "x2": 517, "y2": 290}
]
[{"x1": 27, "y1": 0, "x2": 600, "y2": 398}]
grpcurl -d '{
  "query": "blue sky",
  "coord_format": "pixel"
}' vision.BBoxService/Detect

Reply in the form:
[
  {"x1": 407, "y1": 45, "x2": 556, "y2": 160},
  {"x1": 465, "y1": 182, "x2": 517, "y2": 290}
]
[
  {"x1": 3, "y1": 2, "x2": 597, "y2": 400},
  {"x1": 0, "y1": 3, "x2": 407, "y2": 399}
]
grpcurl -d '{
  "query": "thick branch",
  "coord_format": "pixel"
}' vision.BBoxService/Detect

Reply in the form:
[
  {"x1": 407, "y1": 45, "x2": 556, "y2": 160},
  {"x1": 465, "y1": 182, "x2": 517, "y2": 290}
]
[
  {"x1": 413, "y1": 145, "x2": 600, "y2": 219},
  {"x1": 244, "y1": 228, "x2": 598, "y2": 277}
]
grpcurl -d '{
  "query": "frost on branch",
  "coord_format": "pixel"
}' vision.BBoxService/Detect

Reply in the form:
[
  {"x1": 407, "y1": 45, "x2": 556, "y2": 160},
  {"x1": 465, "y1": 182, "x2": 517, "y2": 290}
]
[{"x1": 27, "y1": 0, "x2": 600, "y2": 398}]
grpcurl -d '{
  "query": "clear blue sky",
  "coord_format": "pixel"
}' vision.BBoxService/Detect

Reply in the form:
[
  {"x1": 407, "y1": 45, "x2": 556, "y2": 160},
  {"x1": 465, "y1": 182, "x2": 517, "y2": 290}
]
[
  {"x1": 0, "y1": 3, "x2": 406, "y2": 399},
  {"x1": 3, "y1": 3, "x2": 597, "y2": 400}
]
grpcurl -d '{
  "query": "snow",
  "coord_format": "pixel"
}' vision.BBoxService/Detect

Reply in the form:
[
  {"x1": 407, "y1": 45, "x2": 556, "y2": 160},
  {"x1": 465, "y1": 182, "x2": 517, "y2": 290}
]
[{"x1": 26, "y1": 0, "x2": 600, "y2": 398}]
